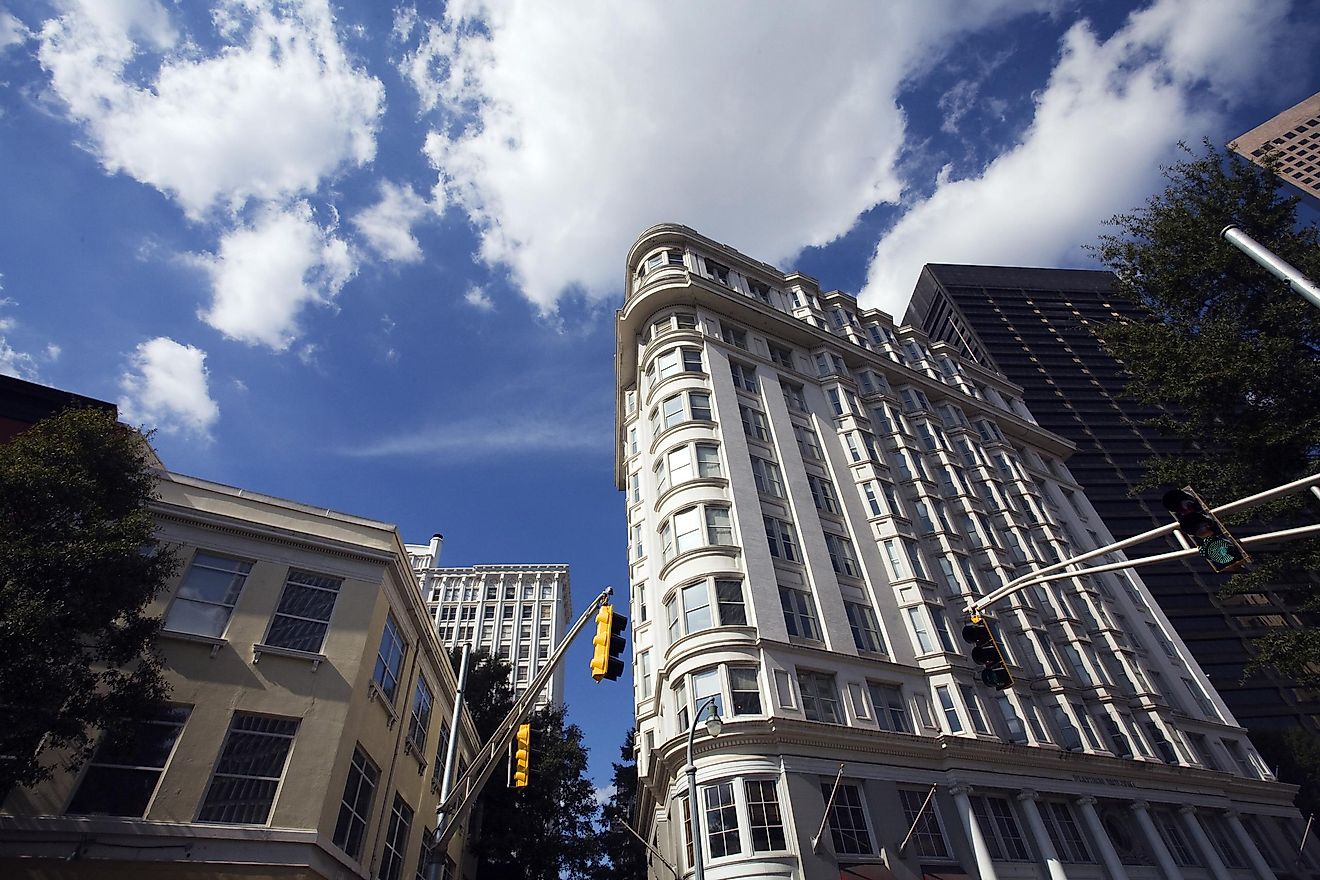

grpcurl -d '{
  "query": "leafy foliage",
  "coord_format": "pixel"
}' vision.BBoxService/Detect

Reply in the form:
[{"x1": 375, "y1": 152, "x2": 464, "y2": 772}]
[
  {"x1": 1090, "y1": 142, "x2": 1320, "y2": 811},
  {"x1": 0, "y1": 407, "x2": 175, "y2": 790},
  {"x1": 451, "y1": 648, "x2": 602, "y2": 879},
  {"x1": 594, "y1": 727, "x2": 647, "y2": 880},
  {"x1": 1091, "y1": 140, "x2": 1320, "y2": 680}
]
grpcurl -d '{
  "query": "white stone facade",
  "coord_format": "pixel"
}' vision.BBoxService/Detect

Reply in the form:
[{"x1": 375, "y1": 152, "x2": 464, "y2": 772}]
[
  {"x1": 615, "y1": 224, "x2": 1318, "y2": 880},
  {"x1": 406, "y1": 544, "x2": 571, "y2": 709}
]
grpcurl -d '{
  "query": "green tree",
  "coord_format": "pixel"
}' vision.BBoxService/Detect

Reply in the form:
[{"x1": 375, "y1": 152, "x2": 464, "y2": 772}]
[
  {"x1": 1090, "y1": 141, "x2": 1320, "y2": 811},
  {"x1": 450, "y1": 649, "x2": 602, "y2": 879},
  {"x1": 0, "y1": 407, "x2": 176, "y2": 791},
  {"x1": 1091, "y1": 140, "x2": 1320, "y2": 677},
  {"x1": 595, "y1": 727, "x2": 647, "y2": 880}
]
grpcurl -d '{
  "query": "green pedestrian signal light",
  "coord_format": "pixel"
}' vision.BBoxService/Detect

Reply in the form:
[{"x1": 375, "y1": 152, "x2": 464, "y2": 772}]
[
  {"x1": 962, "y1": 616, "x2": 1013, "y2": 691},
  {"x1": 590, "y1": 604, "x2": 627, "y2": 682},
  {"x1": 1162, "y1": 486, "x2": 1250, "y2": 574}
]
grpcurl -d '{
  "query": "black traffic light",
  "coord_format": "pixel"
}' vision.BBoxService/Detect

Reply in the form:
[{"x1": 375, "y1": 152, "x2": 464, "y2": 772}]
[
  {"x1": 513, "y1": 723, "x2": 531, "y2": 788},
  {"x1": 962, "y1": 616, "x2": 1013, "y2": 691},
  {"x1": 590, "y1": 604, "x2": 627, "y2": 682},
  {"x1": 1162, "y1": 486, "x2": 1250, "y2": 574}
]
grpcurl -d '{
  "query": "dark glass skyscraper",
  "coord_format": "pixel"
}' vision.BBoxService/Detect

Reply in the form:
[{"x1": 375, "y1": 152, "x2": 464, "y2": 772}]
[{"x1": 905, "y1": 263, "x2": 1319, "y2": 736}]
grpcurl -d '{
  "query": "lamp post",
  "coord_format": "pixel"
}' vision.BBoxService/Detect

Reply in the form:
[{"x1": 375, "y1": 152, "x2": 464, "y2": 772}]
[{"x1": 684, "y1": 696, "x2": 723, "y2": 880}]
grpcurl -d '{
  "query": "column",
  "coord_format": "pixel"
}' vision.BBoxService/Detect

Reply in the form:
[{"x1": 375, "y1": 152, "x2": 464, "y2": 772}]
[
  {"x1": 1129, "y1": 800, "x2": 1185, "y2": 880},
  {"x1": 949, "y1": 783, "x2": 1000, "y2": 880},
  {"x1": 1074, "y1": 796, "x2": 1130, "y2": 880},
  {"x1": 1225, "y1": 810, "x2": 1277, "y2": 880},
  {"x1": 1179, "y1": 805, "x2": 1231, "y2": 880},
  {"x1": 1016, "y1": 790, "x2": 1069, "y2": 880}
]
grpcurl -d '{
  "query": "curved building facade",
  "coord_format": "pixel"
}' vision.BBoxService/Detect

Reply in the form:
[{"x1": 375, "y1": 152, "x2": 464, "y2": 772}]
[{"x1": 615, "y1": 224, "x2": 1317, "y2": 880}]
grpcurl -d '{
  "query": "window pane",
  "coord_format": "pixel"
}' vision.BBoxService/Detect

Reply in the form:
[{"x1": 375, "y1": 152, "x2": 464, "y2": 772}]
[
  {"x1": 715, "y1": 580, "x2": 746, "y2": 626},
  {"x1": 332, "y1": 746, "x2": 379, "y2": 860},
  {"x1": 703, "y1": 782, "x2": 741, "y2": 858},
  {"x1": 66, "y1": 708, "x2": 189, "y2": 817},
  {"x1": 198, "y1": 714, "x2": 298, "y2": 824},
  {"x1": 746, "y1": 780, "x2": 786, "y2": 851},
  {"x1": 729, "y1": 667, "x2": 761, "y2": 715}
]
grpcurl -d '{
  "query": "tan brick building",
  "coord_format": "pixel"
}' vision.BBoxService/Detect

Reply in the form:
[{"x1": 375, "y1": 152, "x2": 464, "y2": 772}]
[
  {"x1": 1230, "y1": 90, "x2": 1320, "y2": 205},
  {"x1": 1, "y1": 470, "x2": 479, "y2": 880}
]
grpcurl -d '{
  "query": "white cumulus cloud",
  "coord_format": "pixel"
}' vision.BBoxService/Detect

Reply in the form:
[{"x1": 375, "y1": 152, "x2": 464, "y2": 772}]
[
  {"x1": 37, "y1": 0, "x2": 383, "y2": 219},
  {"x1": 191, "y1": 202, "x2": 355, "y2": 351},
  {"x1": 119, "y1": 336, "x2": 219, "y2": 438},
  {"x1": 860, "y1": 0, "x2": 1295, "y2": 316},
  {"x1": 1, "y1": 11, "x2": 33, "y2": 50},
  {"x1": 352, "y1": 181, "x2": 433, "y2": 263},
  {"x1": 463, "y1": 285, "x2": 494, "y2": 311},
  {"x1": 404, "y1": 0, "x2": 1055, "y2": 313}
]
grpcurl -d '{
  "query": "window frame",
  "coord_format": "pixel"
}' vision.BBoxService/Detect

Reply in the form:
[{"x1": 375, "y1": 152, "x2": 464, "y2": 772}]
[
  {"x1": 198, "y1": 712, "x2": 299, "y2": 825},
  {"x1": 262, "y1": 569, "x2": 342, "y2": 655},
  {"x1": 163, "y1": 551, "x2": 253, "y2": 639}
]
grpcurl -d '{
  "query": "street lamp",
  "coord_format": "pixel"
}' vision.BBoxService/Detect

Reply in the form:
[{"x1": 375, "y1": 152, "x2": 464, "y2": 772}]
[{"x1": 685, "y1": 696, "x2": 723, "y2": 880}]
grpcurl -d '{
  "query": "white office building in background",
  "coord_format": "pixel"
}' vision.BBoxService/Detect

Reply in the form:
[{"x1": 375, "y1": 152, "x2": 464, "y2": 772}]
[
  {"x1": 407, "y1": 535, "x2": 571, "y2": 708},
  {"x1": 617, "y1": 224, "x2": 1317, "y2": 880}
]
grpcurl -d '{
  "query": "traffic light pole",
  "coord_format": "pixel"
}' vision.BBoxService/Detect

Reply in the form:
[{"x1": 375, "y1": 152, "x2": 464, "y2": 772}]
[
  {"x1": 966, "y1": 470, "x2": 1320, "y2": 617},
  {"x1": 430, "y1": 587, "x2": 616, "y2": 851},
  {"x1": 1221, "y1": 224, "x2": 1320, "y2": 312}
]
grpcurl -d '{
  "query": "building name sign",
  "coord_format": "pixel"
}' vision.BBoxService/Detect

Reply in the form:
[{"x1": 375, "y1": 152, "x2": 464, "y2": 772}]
[{"x1": 1072, "y1": 774, "x2": 1137, "y2": 789}]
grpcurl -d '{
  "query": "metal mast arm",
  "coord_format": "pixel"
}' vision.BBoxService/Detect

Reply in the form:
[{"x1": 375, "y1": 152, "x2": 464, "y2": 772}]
[
  {"x1": 432, "y1": 586, "x2": 616, "y2": 848},
  {"x1": 967, "y1": 471, "x2": 1320, "y2": 615}
]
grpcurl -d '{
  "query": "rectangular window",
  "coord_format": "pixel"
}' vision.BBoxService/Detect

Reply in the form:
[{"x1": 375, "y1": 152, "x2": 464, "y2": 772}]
[
  {"x1": 695, "y1": 443, "x2": 722, "y2": 478},
  {"x1": 719, "y1": 320, "x2": 747, "y2": 347},
  {"x1": 972, "y1": 796, "x2": 1030, "y2": 861},
  {"x1": 867, "y1": 682, "x2": 911, "y2": 733},
  {"x1": 715, "y1": 579, "x2": 747, "y2": 626},
  {"x1": 740, "y1": 405, "x2": 770, "y2": 442},
  {"x1": 781, "y1": 381, "x2": 807, "y2": 411},
  {"x1": 379, "y1": 793, "x2": 414, "y2": 880},
  {"x1": 899, "y1": 787, "x2": 949, "y2": 858},
  {"x1": 809, "y1": 475, "x2": 840, "y2": 514},
  {"x1": 682, "y1": 582, "x2": 714, "y2": 632},
  {"x1": 730, "y1": 361, "x2": 758, "y2": 392},
  {"x1": 798, "y1": 671, "x2": 842, "y2": 723},
  {"x1": 780, "y1": 588, "x2": 821, "y2": 640},
  {"x1": 703, "y1": 781, "x2": 741, "y2": 858},
  {"x1": 844, "y1": 601, "x2": 885, "y2": 653},
  {"x1": 408, "y1": 677, "x2": 434, "y2": 752},
  {"x1": 769, "y1": 343, "x2": 794, "y2": 369},
  {"x1": 729, "y1": 666, "x2": 762, "y2": 715},
  {"x1": 823, "y1": 782, "x2": 873, "y2": 854},
  {"x1": 793, "y1": 423, "x2": 822, "y2": 460},
  {"x1": 332, "y1": 746, "x2": 379, "y2": 860},
  {"x1": 264, "y1": 570, "x2": 341, "y2": 654},
  {"x1": 745, "y1": 780, "x2": 786, "y2": 851},
  {"x1": 959, "y1": 684, "x2": 991, "y2": 734},
  {"x1": 930, "y1": 605, "x2": 957, "y2": 652},
  {"x1": 906, "y1": 607, "x2": 934, "y2": 654},
  {"x1": 764, "y1": 517, "x2": 800, "y2": 562},
  {"x1": 165, "y1": 552, "x2": 252, "y2": 637},
  {"x1": 1042, "y1": 801, "x2": 1095, "y2": 863},
  {"x1": 750, "y1": 456, "x2": 785, "y2": 497},
  {"x1": 66, "y1": 706, "x2": 189, "y2": 817},
  {"x1": 692, "y1": 668, "x2": 723, "y2": 718},
  {"x1": 824, "y1": 533, "x2": 860, "y2": 577},
  {"x1": 199, "y1": 713, "x2": 299, "y2": 824},
  {"x1": 373, "y1": 613, "x2": 407, "y2": 703},
  {"x1": 638, "y1": 650, "x2": 653, "y2": 699},
  {"x1": 706, "y1": 506, "x2": 733, "y2": 545},
  {"x1": 863, "y1": 482, "x2": 884, "y2": 516},
  {"x1": 935, "y1": 684, "x2": 963, "y2": 733}
]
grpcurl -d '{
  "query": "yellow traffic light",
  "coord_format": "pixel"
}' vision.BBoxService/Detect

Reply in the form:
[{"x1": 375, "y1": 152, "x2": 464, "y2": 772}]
[
  {"x1": 590, "y1": 604, "x2": 628, "y2": 682},
  {"x1": 513, "y1": 723, "x2": 530, "y2": 788}
]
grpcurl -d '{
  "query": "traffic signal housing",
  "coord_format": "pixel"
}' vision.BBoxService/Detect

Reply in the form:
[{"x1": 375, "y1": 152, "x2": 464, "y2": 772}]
[
  {"x1": 1162, "y1": 486, "x2": 1250, "y2": 574},
  {"x1": 590, "y1": 604, "x2": 627, "y2": 682},
  {"x1": 962, "y1": 616, "x2": 1013, "y2": 691},
  {"x1": 513, "y1": 723, "x2": 531, "y2": 788}
]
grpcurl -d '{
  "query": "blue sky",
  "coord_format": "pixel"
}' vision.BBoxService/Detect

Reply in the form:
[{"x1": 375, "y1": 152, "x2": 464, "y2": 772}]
[{"x1": 1, "y1": 0, "x2": 1317, "y2": 794}]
